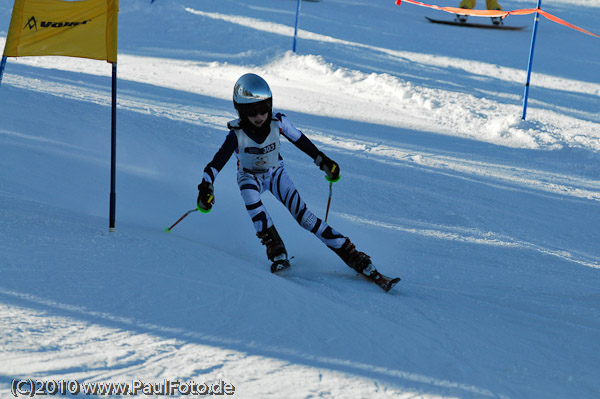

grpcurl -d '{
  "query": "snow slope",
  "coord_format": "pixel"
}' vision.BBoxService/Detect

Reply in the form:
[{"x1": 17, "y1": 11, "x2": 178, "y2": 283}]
[{"x1": 1, "y1": 0, "x2": 599, "y2": 398}]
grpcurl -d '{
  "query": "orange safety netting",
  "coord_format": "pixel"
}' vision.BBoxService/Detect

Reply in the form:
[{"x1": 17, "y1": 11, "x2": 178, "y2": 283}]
[{"x1": 395, "y1": 0, "x2": 600, "y2": 38}]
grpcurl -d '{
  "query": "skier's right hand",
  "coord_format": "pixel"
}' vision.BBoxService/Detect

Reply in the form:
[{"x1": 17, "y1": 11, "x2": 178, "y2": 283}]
[{"x1": 197, "y1": 181, "x2": 215, "y2": 212}]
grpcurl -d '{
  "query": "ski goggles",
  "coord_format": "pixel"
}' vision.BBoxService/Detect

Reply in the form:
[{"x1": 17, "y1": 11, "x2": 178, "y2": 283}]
[{"x1": 239, "y1": 100, "x2": 272, "y2": 117}]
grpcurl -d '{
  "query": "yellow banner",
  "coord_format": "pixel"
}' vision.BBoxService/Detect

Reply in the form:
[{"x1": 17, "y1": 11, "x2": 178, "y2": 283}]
[{"x1": 3, "y1": 0, "x2": 119, "y2": 63}]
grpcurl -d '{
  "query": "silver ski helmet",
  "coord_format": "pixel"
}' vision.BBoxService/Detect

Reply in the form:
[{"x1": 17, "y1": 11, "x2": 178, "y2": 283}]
[{"x1": 233, "y1": 73, "x2": 272, "y2": 118}]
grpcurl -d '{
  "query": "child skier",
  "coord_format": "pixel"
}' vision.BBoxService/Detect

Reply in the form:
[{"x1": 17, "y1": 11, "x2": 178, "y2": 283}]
[{"x1": 196, "y1": 73, "x2": 399, "y2": 292}]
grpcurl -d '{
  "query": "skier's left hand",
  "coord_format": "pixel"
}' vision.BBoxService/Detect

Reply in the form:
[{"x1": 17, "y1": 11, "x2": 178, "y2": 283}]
[{"x1": 315, "y1": 151, "x2": 340, "y2": 182}]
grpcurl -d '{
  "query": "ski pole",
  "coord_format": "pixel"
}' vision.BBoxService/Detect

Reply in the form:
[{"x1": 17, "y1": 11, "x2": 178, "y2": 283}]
[
  {"x1": 165, "y1": 208, "x2": 198, "y2": 232},
  {"x1": 324, "y1": 164, "x2": 340, "y2": 223},
  {"x1": 325, "y1": 181, "x2": 333, "y2": 223}
]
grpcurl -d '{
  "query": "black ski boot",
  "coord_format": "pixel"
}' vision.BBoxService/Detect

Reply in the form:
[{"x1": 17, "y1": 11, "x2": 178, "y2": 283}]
[
  {"x1": 455, "y1": 14, "x2": 468, "y2": 23},
  {"x1": 455, "y1": 7, "x2": 469, "y2": 23},
  {"x1": 491, "y1": 8, "x2": 503, "y2": 25},
  {"x1": 331, "y1": 238, "x2": 378, "y2": 278},
  {"x1": 257, "y1": 225, "x2": 290, "y2": 273},
  {"x1": 331, "y1": 238, "x2": 401, "y2": 292}
]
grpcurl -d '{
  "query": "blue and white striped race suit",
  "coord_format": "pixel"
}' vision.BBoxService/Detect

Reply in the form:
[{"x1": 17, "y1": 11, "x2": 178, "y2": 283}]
[{"x1": 201, "y1": 112, "x2": 346, "y2": 249}]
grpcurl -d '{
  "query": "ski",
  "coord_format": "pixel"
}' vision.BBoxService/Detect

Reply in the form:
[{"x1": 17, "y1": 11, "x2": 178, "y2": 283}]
[
  {"x1": 270, "y1": 259, "x2": 291, "y2": 273},
  {"x1": 371, "y1": 273, "x2": 401, "y2": 293},
  {"x1": 425, "y1": 16, "x2": 525, "y2": 31},
  {"x1": 270, "y1": 255, "x2": 294, "y2": 274},
  {"x1": 270, "y1": 257, "x2": 400, "y2": 293}
]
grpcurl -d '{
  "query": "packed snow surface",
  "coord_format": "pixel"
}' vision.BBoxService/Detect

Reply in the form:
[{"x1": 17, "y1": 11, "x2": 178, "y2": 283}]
[{"x1": 1, "y1": 0, "x2": 599, "y2": 398}]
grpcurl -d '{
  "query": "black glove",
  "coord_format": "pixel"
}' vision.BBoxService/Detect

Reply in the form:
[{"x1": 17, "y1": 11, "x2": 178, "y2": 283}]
[
  {"x1": 314, "y1": 151, "x2": 340, "y2": 182},
  {"x1": 197, "y1": 181, "x2": 215, "y2": 212}
]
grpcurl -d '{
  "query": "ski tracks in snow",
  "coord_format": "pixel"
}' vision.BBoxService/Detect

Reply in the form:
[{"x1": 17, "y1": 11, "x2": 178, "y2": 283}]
[{"x1": 4, "y1": 63, "x2": 599, "y2": 273}]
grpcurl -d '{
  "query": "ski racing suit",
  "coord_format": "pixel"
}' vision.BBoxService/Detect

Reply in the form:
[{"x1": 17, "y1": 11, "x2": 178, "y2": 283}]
[{"x1": 201, "y1": 113, "x2": 346, "y2": 249}]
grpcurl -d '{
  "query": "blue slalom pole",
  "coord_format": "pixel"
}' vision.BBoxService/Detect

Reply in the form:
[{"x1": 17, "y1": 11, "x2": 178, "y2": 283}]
[
  {"x1": 0, "y1": 56, "x2": 7, "y2": 88},
  {"x1": 292, "y1": 0, "x2": 302, "y2": 52},
  {"x1": 521, "y1": 0, "x2": 542, "y2": 120}
]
